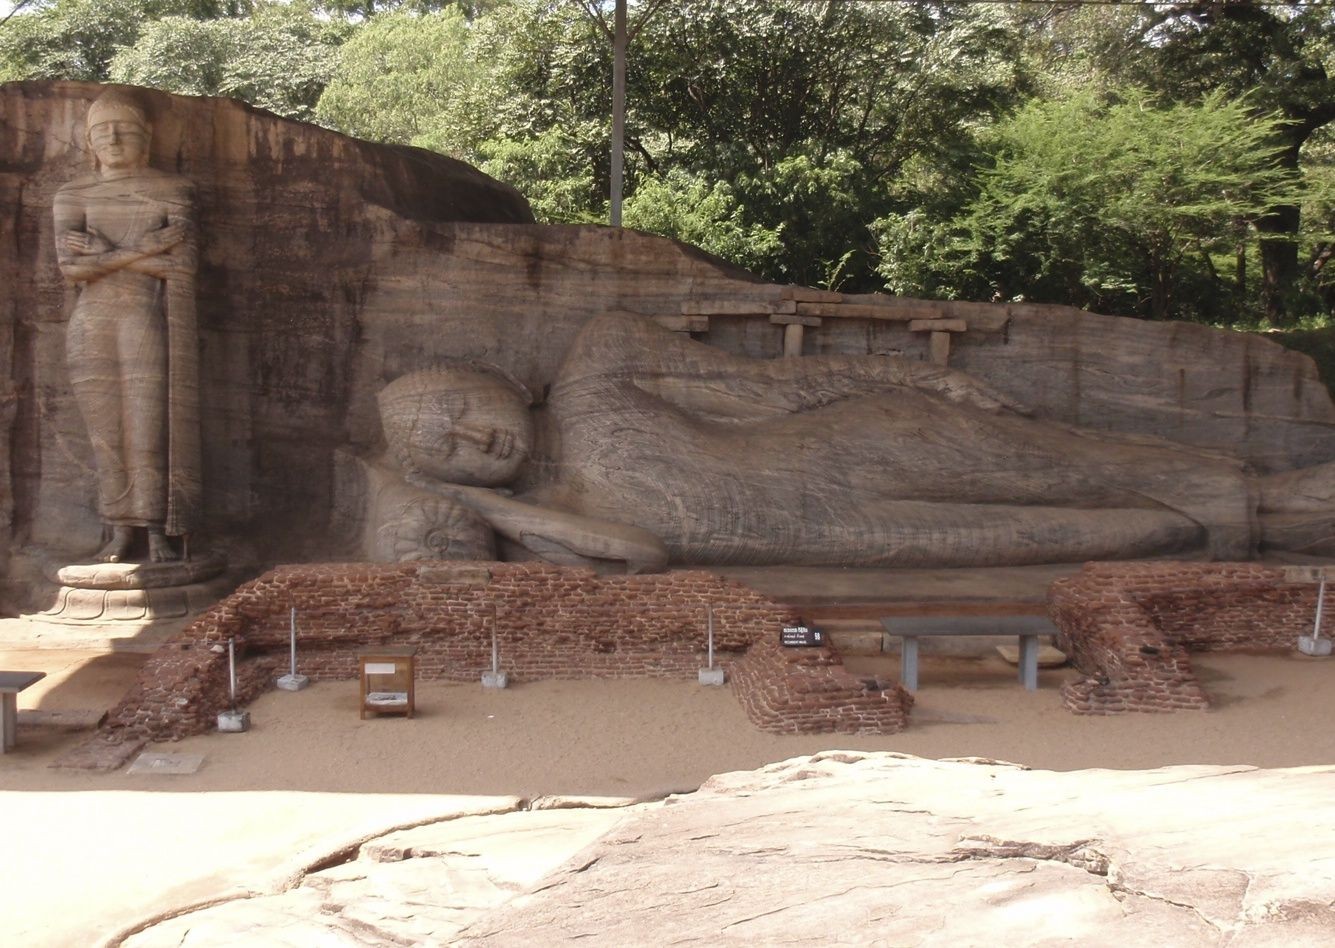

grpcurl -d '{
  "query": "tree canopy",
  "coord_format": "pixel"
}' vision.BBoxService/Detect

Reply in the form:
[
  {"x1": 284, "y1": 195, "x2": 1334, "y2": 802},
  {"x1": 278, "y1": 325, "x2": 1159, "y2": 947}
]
[{"x1": 2, "y1": 0, "x2": 1333, "y2": 326}]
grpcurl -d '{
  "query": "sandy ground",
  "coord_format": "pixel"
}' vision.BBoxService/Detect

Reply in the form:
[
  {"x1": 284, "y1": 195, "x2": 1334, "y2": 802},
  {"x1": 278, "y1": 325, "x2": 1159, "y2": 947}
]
[{"x1": 3, "y1": 646, "x2": 1334, "y2": 945}]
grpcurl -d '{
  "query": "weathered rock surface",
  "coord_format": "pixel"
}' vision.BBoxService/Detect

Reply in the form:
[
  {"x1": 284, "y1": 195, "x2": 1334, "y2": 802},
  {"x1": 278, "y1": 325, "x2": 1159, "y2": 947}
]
[
  {"x1": 122, "y1": 753, "x2": 1335, "y2": 946},
  {"x1": 122, "y1": 805, "x2": 642, "y2": 947},
  {"x1": 1, "y1": 81, "x2": 533, "y2": 591},
  {"x1": 3, "y1": 82, "x2": 1334, "y2": 592}
]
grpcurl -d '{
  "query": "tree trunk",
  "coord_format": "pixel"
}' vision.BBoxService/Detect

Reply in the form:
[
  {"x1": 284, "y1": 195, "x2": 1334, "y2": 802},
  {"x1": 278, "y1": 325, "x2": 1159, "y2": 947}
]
[
  {"x1": 1257, "y1": 201, "x2": 1300, "y2": 325},
  {"x1": 1150, "y1": 255, "x2": 1171, "y2": 321},
  {"x1": 1255, "y1": 132, "x2": 1309, "y2": 325}
]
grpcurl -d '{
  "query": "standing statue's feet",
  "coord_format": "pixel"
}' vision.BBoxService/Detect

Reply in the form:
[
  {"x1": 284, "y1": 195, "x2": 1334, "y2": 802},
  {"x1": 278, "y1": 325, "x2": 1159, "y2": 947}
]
[
  {"x1": 147, "y1": 530, "x2": 178, "y2": 563},
  {"x1": 95, "y1": 526, "x2": 134, "y2": 563}
]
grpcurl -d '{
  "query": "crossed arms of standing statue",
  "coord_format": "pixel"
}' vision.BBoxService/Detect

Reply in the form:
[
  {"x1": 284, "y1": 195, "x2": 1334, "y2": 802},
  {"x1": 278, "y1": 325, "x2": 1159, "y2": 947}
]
[{"x1": 53, "y1": 184, "x2": 197, "y2": 284}]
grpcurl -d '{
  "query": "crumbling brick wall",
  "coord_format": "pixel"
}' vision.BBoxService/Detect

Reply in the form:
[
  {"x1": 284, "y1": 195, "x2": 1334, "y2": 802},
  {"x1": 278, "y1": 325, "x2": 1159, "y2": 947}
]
[
  {"x1": 1050, "y1": 562, "x2": 1323, "y2": 714},
  {"x1": 193, "y1": 561, "x2": 786, "y2": 684},
  {"x1": 82, "y1": 561, "x2": 914, "y2": 748},
  {"x1": 731, "y1": 633, "x2": 913, "y2": 735}
]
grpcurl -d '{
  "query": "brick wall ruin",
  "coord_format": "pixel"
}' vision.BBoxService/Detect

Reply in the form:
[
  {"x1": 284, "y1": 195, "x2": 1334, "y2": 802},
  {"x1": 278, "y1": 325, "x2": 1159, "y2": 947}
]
[
  {"x1": 1050, "y1": 562, "x2": 1324, "y2": 714},
  {"x1": 68, "y1": 562, "x2": 912, "y2": 762},
  {"x1": 731, "y1": 634, "x2": 913, "y2": 734}
]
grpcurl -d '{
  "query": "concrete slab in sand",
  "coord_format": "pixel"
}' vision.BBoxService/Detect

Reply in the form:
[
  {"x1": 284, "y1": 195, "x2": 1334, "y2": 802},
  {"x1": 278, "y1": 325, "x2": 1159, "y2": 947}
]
[{"x1": 127, "y1": 752, "x2": 205, "y2": 775}]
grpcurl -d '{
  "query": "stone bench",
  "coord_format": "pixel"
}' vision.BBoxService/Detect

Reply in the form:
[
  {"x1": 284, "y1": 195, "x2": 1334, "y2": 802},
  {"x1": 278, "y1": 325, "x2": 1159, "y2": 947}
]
[
  {"x1": 1, "y1": 671, "x2": 47, "y2": 752},
  {"x1": 880, "y1": 616, "x2": 1058, "y2": 691}
]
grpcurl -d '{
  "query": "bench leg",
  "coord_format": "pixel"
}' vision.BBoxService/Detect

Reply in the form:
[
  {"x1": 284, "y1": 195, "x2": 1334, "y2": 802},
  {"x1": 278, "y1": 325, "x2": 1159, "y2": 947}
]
[
  {"x1": 900, "y1": 636, "x2": 920, "y2": 691},
  {"x1": 1, "y1": 693, "x2": 16, "y2": 753},
  {"x1": 1019, "y1": 634, "x2": 1039, "y2": 691}
]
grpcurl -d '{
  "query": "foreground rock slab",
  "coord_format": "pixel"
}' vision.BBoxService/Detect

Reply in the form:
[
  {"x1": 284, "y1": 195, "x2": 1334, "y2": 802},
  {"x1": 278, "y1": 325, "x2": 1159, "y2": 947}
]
[
  {"x1": 455, "y1": 753, "x2": 1335, "y2": 945},
  {"x1": 122, "y1": 753, "x2": 1335, "y2": 945},
  {"x1": 123, "y1": 806, "x2": 642, "y2": 947}
]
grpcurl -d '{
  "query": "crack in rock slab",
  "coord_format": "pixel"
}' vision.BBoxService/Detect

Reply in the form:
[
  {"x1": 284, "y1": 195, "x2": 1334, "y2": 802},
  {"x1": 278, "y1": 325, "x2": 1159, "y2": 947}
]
[{"x1": 119, "y1": 755, "x2": 1335, "y2": 947}]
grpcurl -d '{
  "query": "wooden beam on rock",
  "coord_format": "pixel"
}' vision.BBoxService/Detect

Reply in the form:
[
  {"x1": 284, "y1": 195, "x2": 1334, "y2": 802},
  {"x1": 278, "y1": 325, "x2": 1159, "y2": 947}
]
[
  {"x1": 780, "y1": 285, "x2": 843, "y2": 303},
  {"x1": 908, "y1": 318, "x2": 967, "y2": 333},
  {"x1": 681, "y1": 299, "x2": 796, "y2": 316},
  {"x1": 769, "y1": 314, "x2": 823, "y2": 328},
  {"x1": 796, "y1": 302, "x2": 918, "y2": 320}
]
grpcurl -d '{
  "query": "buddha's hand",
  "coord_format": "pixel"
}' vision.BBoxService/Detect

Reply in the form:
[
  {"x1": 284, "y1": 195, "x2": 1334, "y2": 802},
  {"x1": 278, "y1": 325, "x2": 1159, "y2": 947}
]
[
  {"x1": 135, "y1": 221, "x2": 187, "y2": 257},
  {"x1": 61, "y1": 227, "x2": 113, "y2": 256},
  {"x1": 911, "y1": 365, "x2": 1031, "y2": 415}
]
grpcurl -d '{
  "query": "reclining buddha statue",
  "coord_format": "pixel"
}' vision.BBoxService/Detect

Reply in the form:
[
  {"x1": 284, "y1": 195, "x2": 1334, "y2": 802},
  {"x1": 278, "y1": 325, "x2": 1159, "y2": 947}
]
[{"x1": 364, "y1": 311, "x2": 1333, "y2": 573}]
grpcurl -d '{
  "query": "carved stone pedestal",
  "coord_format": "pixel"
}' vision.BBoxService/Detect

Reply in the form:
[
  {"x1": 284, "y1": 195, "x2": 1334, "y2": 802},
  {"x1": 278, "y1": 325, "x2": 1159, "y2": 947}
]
[{"x1": 40, "y1": 553, "x2": 230, "y2": 624}]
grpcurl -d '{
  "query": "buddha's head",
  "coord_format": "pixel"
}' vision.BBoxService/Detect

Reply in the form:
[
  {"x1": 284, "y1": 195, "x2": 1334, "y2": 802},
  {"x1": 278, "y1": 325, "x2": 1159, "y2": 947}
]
[
  {"x1": 85, "y1": 89, "x2": 151, "y2": 173},
  {"x1": 378, "y1": 364, "x2": 534, "y2": 487}
]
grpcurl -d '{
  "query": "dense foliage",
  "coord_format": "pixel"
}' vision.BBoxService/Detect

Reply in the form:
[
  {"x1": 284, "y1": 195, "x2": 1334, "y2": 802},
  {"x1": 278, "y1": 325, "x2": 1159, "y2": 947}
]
[{"x1": 2, "y1": 0, "x2": 1332, "y2": 326}]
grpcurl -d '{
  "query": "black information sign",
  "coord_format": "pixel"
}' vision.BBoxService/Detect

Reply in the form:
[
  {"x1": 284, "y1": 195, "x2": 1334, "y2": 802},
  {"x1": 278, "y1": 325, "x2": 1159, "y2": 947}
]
[{"x1": 780, "y1": 625, "x2": 824, "y2": 647}]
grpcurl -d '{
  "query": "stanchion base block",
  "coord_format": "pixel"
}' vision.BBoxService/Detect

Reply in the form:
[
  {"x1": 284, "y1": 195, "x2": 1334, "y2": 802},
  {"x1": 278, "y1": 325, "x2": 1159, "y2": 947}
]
[
  {"x1": 698, "y1": 667, "x2": 725, "y2": 686},
  {"x1": 276, "y1": 674, "x2": 310, "y2": 691},
  {"x1": 217, "y1": 710, "x2": 250, "y2": 732}
]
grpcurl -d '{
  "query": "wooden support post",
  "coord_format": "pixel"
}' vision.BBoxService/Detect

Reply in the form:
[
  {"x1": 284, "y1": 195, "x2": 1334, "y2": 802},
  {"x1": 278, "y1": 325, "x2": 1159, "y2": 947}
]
[
  {"x1": 783, "y1": 323, "x2": 804, "y2": 358},
  {"x1": 771, "y1": 313, "x2": 821, "y2": 358},
  {"x1": 929, "y1": 331, "x2": 952, "y2": 366}
]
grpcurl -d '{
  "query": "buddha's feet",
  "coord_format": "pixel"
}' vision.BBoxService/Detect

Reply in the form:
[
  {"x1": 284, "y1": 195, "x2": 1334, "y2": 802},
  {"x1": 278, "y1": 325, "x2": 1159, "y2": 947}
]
[
  {"x1": 148, "y1": 530, "x2": 178, "y2": 563},
  {"x1": 95, "y1": 526, "x2": 134, "y2": 563}
]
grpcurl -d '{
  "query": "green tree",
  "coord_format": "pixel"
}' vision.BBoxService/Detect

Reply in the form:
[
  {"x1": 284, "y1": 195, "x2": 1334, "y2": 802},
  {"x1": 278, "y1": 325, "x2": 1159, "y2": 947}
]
[
  {"x1": 0, "y1": 0, "x2": 251, "y2": 82},
  {"x1": 108, "y1": 3, "x2": 348, "y2": 121},
  {"x1": 478, "y1": 124, "x2": 604, "y2": 223},
  {"x1": 617, "y1": 2, "x2": 1021, "y2": 287},
  {"x1": 878, "y1": 89, "x2": 1302, "y2": 322},
  {"x1": 107, "y1": 16, "x2": 232, "y2": 95},
  {"x1": 622, "y1": 168, "x2": 783, "y2": 273},
  {"x1": 310, "y1": 0, "x2": 492, "y2": 19},
  {"x1": 1017, "y1": 1, "x2": 1335, "y2": 322},
  {"x1": 1301, "y1": 126, "x2": 1335, "y2": 312},
  {"x1": 314, "y1": 7, "x2": 485, "y2": 152},
  {"x1": 316, "y1": 0, "x2": 1028, "y2": 283}
]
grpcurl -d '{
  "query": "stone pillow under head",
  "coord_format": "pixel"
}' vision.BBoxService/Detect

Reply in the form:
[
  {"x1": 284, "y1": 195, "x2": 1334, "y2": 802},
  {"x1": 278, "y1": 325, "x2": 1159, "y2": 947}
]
[{"x1": 374, "y1": 482, "x2": 496, "y2": 563}]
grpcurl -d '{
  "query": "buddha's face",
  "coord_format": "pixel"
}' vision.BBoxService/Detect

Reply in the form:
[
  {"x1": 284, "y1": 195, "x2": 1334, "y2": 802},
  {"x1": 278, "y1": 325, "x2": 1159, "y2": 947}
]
[
  {"x1": 88, "y1": 118, "x2": 150, "y2": 172},
  {"x1": 379, "y1": 368, "x2": 533, "y2": 486}
]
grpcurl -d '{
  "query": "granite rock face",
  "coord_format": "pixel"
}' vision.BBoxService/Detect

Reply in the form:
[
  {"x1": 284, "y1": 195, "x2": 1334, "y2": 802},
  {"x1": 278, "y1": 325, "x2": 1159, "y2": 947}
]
[
  {"x1": 121, "y1": 753, "x2": 1335, "y2": 946},
  {"x1": 2, "y1": 82, "x2": 1334, "y2": 593},
  {"x1": 452, "y1": 753, "x2": 1335, "y2": 945},
  {"x1": 1, "y1": 81, "x2": 533, "y2": 591}
]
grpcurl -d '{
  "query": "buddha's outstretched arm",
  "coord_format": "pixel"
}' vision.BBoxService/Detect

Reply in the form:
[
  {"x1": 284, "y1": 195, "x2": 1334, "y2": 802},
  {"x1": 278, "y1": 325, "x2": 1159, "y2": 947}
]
[{"x1": 408, "y1": 480, "x2": 669, "y2": 574}]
